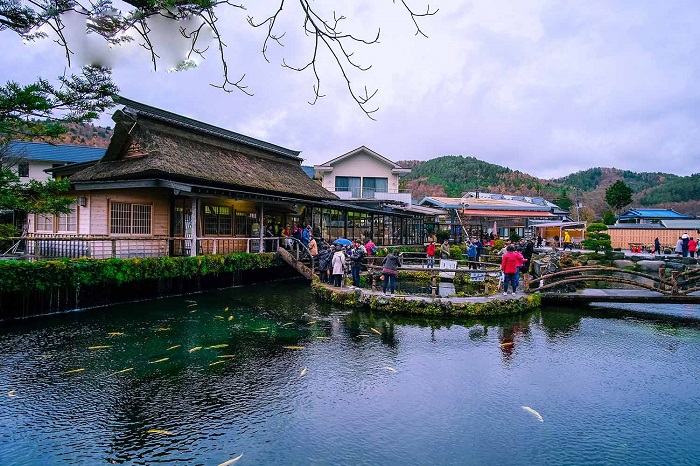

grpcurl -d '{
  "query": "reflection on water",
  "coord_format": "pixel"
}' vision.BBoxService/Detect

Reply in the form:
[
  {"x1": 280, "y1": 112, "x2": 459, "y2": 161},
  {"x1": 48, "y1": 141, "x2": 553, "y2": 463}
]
[{"x1": 1, "y1": 280, "x2": 699, "y2": 465}]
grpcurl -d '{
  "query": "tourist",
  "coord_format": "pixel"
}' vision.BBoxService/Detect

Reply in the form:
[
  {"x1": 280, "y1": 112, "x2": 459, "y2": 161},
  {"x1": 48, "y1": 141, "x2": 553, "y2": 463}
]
[
  {"x1": 264, "y1": 225, "x2": 274, "y2": 252},
  {"x1": 381, "y1": 248, "x2": 402, "y2": 295},
  {"x1": 426, "y1": 241, "x2": 436, "y2": 268},
  {"x1": 498, "y1": 239, "x2": 511, "y2": 255},
  {"x1": 440, "y1": 239, "x2": 451, "y2": 260},
  {"x1": 282, "y1": 224, "x2": 292, "y2": 249},
  {"x1": 349, "y1": 239, "x2": 367, "y2": 287},
  {"x1": 465, "y1": 239, "x2": 478, "y2": 269},
  {"x1": 536, "y1": 234, "x2": 543, "y2": 248},
  {"x1": 308, "y1": 235, "x2": 318, "y2": 256},
  {"x1": 331, "y1": 245, "x2": 346, "y2": 287},
  {"x1": 301, "y1": 225, "x2": 311, "y2": 248},
  {"x1": 513, "y1": 246, "x2": 525, "y2": 291},
  {"x1": 521, "y1": 239, "x2": 534, "y2": 275},
  {"x1": 317, "y1": 244, "x2": 333, "y2": 283},
  {"x1": 681, "y1": 233, "x2": 690, "y2": 257},
  {"x1": 689, "y1": 237, "x2": 697, "y2": 258},
  {"x1": 675, "y1": 237, "x2": 684, "y2": 256},
  {"x1": 365, "y1": 237, "x2": 377, "y2": 256},
  {"x1": 563, "y1": 231, "x2": 572, "y2": 250},
  {"x1": 501, "y1": 245, "x2": 519, "y2": 295},
  {"x1": 427, "y1": 231, "x2": 437, "y2": 244},
  {"x1": 653, "y1": 237, "x2": 661, "y2": 255}
]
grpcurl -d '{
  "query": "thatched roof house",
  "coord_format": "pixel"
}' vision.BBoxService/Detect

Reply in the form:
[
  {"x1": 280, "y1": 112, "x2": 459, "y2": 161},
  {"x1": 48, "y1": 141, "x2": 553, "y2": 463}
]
[{"x1": 72, "y1": 96, "x2": 336, "y2": 203}]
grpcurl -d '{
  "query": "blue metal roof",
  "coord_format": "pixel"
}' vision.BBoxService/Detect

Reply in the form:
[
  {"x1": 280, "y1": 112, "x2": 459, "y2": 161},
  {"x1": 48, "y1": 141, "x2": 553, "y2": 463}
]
[
  {"x1": 301, "y1": 166, "x2": 315, "y2": 178},
  {"x1": 7, "y1": 141, "x2": 105, "y2": 164},
  {"x1": 616, "y1": 208, "x2": 694, "y2": 220}
]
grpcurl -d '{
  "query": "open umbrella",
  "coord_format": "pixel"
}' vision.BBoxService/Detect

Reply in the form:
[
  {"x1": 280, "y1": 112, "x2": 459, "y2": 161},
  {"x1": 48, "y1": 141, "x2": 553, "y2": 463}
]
[{"x1": 333, "y1": 238, "x2": 352, "y2": 246}]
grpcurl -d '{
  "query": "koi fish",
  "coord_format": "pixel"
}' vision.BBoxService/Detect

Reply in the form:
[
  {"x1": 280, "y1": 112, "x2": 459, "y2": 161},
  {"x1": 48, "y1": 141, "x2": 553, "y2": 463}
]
[
  {"x1": 187, "y1": 303, "x2": 197, "y2": 307},
  {"x1": 258, "y1": 327, "x2": 269, "y2": 330},
  {"x1": 147, "y1": 429, "x2": 174, "y2": 435},
  {"x1": 150, "y1": 358, "x2": 169, "y2": 364},
  {"x1": 382, "y1": 366, "x2": 397, "y2": 373},
  {"x1": 370, "y1": 328, "x2": 382, "y2": 335},
  {"x1": 156, "y1": 328, "x2": 171, "y2": 332},
  {"x1": 308, "y1": 320, "x2": 317, "y2": 324},
  {"x1": 188, "y1": 346, "x2": 202, "y2": 353},
  {"x1": 218, "y1": 454, "x2": 243, "y2": 466},
  {"x1": 315, "y1": 336, "x2": 331, "y2": 340},
  {"x1": 166, "y1": 345, "x2": 181, "y2": 351},
  {"x1": 228, "y1": 315, "x2": 234, "y2": 321},
  {"x1": 88, "y1": 345, "x2": 112, "y2": 350},
  {"x1": 357, "y1": 334, "x2": 369, "y2": 338},
  {"x1": 282, "y1": 346, "x2": 304, "y2": 350},
  {"x1": 63, "y1": 368, "x2": 85, "y2": 374},
  {"x1": 110, "y1": 367, "x2": 134, "y2": 376},
  {"x1": 300, "y1": 367, "x2": 307, "y2": 376},
  {"x1": 184, "y1": 299, "x2": 196, "y2": 303},
  {"x1": 207, "y1": 344, "x2": 229, "y2": 349},
  {"x1": 522, "y1": 406, "x2": 544, "y2": 422},
  {"x1": 215, "y1": 316, "x2": 225, "y2": 319},
  {"x1": 500, "y1": 342, "x2": 514, "y2": 347},
  {"x1": 218, "y1": 354, "x2": 235, "y2": 358},
  {"x1": 209, "y1": 360, "x2": 225, "y2": 366},
  {"x1": 8, "y1": 390, "x2": 15, "y2": 397},
  {"x1": 107, "y1": 332, "x2": 124, "y2": 336},
  {"x1": 224, "y1": 307, "x2": 230, "y2": 312},
  {"x1": 190, "y1": 310, "x2": 197, "y2": 313},
  {"x1": 282, "y1": 322, "x2": 294, "y2": 326}
]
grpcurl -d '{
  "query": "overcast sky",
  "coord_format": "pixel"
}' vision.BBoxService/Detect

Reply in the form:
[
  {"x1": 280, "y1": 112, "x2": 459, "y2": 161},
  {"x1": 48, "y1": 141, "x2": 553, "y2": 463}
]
[{"x1": 4, "y1": 0, "x2": 699, "y2": 179}]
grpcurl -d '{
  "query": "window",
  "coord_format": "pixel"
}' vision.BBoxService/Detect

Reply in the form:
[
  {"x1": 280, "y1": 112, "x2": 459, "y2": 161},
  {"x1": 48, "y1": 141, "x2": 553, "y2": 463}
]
[
  {"x1": 335, "y1": 176, "x2": 361, "y2": 197},
  {"x1": 57, "y1": 205, "x2": 77, "y2": 232},
  {"x1": 204, "y1": 205, "x2": 233, "y2": 236},
  {"x1": 18, "y1": 162, "x2": 29, "y2": 178},
  {"x1": 235, "y1": 212, "x2": 256, "y2": 236},
  {"x1": 110, "y1": 202, "x2": 152, "y2": 235},
  {"x1": 35, "y1": 214, "x2": 53, "y2": 232},
  {"x1": 362, "y1": 177, "x2": 388, "y2": 198}
]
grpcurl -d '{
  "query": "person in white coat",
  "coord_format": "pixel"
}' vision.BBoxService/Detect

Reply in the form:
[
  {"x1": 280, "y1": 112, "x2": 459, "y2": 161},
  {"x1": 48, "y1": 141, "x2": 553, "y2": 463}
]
[{"x1": 331, "y1": 245, "x2": 347, "y2": 287}]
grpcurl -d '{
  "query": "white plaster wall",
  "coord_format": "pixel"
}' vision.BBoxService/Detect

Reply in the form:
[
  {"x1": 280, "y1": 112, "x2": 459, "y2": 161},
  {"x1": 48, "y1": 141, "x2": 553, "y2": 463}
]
[
  {"x1": 321, "y1": 151, "x2": 399, "y2": 191},
  {"x1": 18, "y1": 161, "x2": 54, "y2": 182}
]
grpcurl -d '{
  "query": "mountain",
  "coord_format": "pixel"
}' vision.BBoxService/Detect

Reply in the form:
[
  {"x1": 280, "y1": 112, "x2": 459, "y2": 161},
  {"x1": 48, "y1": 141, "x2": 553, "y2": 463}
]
[
  {"x1": 17, "y1": 121, "x2": 113, "y2": 148},
  {"x1": 398, "y1": 156, "x2": 700, "y2": 219}
]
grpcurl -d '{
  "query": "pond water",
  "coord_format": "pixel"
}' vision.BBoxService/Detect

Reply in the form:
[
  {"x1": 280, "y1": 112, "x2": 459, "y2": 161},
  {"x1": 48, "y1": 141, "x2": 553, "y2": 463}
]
[{"x1": 1, "y1": 280, "x2": 699, "y2": 465}]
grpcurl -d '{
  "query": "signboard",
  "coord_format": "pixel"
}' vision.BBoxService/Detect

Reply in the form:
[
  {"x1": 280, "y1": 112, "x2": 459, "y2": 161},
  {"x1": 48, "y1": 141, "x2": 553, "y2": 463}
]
[
  {"x1": 439, "y1": 259, "x2": 457, "y2": 280},
  {"x1": 469, "y1": 272, "x2": 486, "y2": 282}
]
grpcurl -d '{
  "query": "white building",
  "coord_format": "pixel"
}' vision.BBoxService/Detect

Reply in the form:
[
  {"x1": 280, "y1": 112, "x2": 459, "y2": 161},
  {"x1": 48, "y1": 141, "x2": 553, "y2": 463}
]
[{"x1": 313, "y1": 146, "x2": 412, "y2": 204}]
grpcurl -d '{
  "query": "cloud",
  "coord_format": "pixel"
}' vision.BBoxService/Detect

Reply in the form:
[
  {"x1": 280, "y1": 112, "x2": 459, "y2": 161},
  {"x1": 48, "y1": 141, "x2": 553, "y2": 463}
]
[{"x1": 3, "y1": 0, "x2": 699, "y2": 179}]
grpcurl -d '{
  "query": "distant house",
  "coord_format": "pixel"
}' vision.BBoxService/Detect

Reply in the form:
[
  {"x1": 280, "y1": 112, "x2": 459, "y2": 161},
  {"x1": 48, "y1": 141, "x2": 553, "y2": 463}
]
[
  {"x1": 607, "y1": 218, "x2": 700, "y2": 250},
  {"x1": 313, "y1": 146, "x2": 412, "y2": 204},
  {"x1": 4, "y1": 141, "x2": 105, "y2": 182},
  {"x1": 615, "y1": 208, "x2": 694, "y2": 224},
  {"x1": 419, "y1": 192, "x2": 573, "y2": 242}
]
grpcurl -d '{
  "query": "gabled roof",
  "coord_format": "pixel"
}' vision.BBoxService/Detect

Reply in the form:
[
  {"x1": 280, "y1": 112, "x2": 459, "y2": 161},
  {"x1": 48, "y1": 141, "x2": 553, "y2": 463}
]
[
  {"x1": 113, "y1": 96, "x2": 301, "y2": 160},
  {"x1": 616, "y1": 208, "x2": 694, "y2": 220},
  {"x1": 314, "y1": 146, "x2": 410, "y2": 173},
  {"x1": 418, "y1": 196, "x2": 464, "y2": 209},
  {"x1": 71, "y1": 98, "x2": 336, "y2": 202},
  {"x1": 6, "y1": 141, "x2": 105, "y2": 164}
]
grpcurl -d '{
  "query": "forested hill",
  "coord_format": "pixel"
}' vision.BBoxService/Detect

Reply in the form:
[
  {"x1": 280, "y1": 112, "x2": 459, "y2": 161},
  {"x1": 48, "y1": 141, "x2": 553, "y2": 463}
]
[
  {"x1": 398, "y1": 156, "x2": 700, "y2": 218},
  {"x1": 18, "y1": 121, "x2": 113, "y2": 147}
]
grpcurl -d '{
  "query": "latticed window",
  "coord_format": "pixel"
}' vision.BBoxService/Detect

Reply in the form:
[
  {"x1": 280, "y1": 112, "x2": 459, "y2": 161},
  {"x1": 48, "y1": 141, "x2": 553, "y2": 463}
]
[
  {"x1": 57, "y1": 205, "x2": 77, "y2": 232},
  {"x1": 204, "y1": 205, "x2": 233, "y2": 236},
  {"x1": 110, "y1": 202, "x2": 152, "y2": 235},
  {"x1": 35, "y1": 214, "x2": 53, "y2": 232},
  {"x1": 235, "y1": 212, "x2": 256, "y2": 236}
]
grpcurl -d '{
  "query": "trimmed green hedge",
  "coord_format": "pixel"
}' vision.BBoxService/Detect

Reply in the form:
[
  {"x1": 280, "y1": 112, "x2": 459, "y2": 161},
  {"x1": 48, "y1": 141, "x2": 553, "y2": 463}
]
[{"x1": 0, "y1": 253, "x2": 279, "y2": 292}]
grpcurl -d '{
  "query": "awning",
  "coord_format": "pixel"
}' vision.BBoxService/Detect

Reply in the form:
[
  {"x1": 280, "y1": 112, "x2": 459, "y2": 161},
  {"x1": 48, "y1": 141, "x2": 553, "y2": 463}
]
[{"x1": 461, "y1": 209, "x2": 556, "y2": 218}]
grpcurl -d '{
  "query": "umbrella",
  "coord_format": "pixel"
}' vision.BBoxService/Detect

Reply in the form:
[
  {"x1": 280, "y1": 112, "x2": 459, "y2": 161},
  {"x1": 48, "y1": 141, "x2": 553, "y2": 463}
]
[{"x1": 333, "y1": 238, "x2": 352, "y2": 246}]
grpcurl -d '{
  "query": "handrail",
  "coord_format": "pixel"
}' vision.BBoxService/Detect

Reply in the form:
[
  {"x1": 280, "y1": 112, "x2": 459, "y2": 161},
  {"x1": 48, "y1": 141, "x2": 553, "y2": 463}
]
[{"x1": 284, "y1": 236, "x2": 315, "y2": 272}]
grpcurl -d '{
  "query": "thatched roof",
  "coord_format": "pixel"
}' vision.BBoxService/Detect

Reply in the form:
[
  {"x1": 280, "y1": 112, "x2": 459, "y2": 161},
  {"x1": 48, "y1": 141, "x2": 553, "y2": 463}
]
[{"x1": 72, "y1": 97, "x2": 336, "y2": 202}]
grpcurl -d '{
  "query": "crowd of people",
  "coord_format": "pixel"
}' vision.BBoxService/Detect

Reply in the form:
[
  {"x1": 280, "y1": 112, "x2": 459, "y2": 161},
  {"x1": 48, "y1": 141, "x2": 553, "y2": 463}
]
[{"x1": 674, "y1": 234, "x2": 698, "y2": 257}]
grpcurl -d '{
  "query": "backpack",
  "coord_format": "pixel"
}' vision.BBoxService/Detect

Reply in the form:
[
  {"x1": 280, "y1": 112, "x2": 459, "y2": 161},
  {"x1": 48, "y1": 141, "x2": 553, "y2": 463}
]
[{"x1": 370, "y1": 245, "x2": 377, "y2": 255}]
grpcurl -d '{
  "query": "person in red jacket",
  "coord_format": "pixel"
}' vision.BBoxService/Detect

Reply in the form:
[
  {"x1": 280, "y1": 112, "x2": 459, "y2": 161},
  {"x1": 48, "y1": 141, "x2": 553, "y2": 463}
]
[
  {"x1": 689, "y1": 237, "x2": 697, "y2": 258},
  {"x1": 426, "y1": 241, "x2": 436, "y2": 268},
  {"x1": 501, "y1": 245, "x2": 520, "y2": 295}
]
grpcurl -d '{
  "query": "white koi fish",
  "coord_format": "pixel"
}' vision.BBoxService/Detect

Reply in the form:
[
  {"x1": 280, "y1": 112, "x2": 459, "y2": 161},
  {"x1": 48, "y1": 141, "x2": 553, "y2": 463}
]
[
  {"x1": 300, "y1": 367, "x2": 307, "y2": 377},
  {"x1": 218, "y1": 454, "x2": 243, "y2": 466},
  {"x1": 207, "y1": 344, "x2": 229, "y2": 349},
  {"x1": 149, "y1": 358, "x2": 169, "y2": 364},
  {"x1": 147, "y1": 429, "x2": 174, "y2": 435},
  {"x1": 188, "y1": 346, "x2": 203, "y2": 353},
  {"x1": 382, "y1": 366, "x2": 397, "y2": 373},
  {"x1": 522, "y1": 406, "x2": 544, "y2": 422}
]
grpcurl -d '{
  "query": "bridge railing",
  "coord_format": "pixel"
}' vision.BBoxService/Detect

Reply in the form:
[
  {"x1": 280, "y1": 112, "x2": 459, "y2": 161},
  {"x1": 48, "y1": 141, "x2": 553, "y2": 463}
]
[{"x1": 526, "y1": 265, "x2": 700, "y2": 296}]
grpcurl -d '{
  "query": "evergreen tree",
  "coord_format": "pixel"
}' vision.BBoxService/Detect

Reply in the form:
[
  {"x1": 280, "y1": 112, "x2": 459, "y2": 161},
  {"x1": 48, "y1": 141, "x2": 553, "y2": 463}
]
[
  {"x1": 602, "y1": 210, "x2": 616, "y2": 225},
  {"x1": 605, "y1": 180, "x2": 633, "y2": 212}
]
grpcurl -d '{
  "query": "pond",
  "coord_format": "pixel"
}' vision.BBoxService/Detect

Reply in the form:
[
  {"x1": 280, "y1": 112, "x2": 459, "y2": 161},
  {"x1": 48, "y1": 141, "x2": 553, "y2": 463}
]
[{"x1": 1, "y1": 280, "x2": 699, "y2": 465}]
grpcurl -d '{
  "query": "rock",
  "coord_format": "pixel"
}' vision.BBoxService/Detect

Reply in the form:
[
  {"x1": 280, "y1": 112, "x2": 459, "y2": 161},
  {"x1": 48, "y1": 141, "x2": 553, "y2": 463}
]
[
  {"x1": 587, "y1": 260, "x2": 600, "y2": 266},
  {"x1": 612, "y1": 260, "x2": 635, "y2": 269},
  {"x1": 606, "y1": 251, "x2": 626, "y2": 260},
  {"x1": 635, "y1": 260, "x2": 667, "y2": 272}
]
